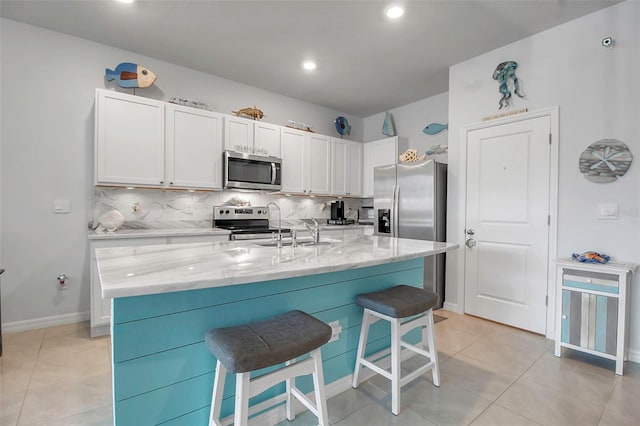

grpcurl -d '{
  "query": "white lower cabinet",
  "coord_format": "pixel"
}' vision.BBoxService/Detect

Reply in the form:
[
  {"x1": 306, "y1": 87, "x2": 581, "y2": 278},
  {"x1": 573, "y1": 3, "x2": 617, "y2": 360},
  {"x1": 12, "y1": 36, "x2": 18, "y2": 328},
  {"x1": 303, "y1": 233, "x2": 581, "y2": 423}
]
[{"x1": 89, "y1": 234, "x2": 229, "y2": 337}]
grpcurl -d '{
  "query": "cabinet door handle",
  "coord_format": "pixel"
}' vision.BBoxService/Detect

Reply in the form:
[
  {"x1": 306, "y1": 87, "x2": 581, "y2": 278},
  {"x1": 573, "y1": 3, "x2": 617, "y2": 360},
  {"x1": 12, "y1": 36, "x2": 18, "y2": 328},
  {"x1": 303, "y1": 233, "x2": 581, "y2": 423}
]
[
  {"x1": 160, "y1": 181, "x2": 164, "y2": 184},
  {"x1": 169, "y1": 182, "x2": 174, "y2": 185}
]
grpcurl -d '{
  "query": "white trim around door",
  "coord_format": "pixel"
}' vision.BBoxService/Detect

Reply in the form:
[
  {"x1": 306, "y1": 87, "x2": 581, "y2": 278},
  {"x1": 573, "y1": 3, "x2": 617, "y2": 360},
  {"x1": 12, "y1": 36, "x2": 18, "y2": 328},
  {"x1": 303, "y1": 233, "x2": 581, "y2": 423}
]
[{"x1": 455, "y1": 107, "x2": 559, "y2": 339}]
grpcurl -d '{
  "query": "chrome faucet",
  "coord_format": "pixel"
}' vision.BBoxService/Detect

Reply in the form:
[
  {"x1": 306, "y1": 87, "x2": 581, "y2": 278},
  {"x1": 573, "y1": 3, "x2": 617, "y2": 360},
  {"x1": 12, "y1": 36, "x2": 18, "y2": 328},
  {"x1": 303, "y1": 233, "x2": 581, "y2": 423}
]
[
  {"x1": 301, "y1": 218, "x2": 321, "y2": 244},
  {"x1": 266, "y1": 202, "x2": 282, "y2": 249}
]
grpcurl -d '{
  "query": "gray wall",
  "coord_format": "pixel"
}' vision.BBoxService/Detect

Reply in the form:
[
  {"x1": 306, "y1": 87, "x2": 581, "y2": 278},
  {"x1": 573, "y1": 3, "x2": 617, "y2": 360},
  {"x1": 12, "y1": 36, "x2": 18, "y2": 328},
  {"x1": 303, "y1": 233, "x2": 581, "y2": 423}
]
[
  {"x1": 446, "y1": 1, "x2": 639, "y2": 356},
  {"x1": 0, "y1": 18, "x2": 363, "y2": 328}
]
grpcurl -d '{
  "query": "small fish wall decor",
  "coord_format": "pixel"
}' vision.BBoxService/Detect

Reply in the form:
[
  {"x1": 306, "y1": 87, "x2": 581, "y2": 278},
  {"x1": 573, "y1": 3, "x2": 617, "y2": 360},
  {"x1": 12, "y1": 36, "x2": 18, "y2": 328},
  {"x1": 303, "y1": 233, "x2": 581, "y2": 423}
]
[
  {"x1": 493, "y1": 61, "x2": 524, "y2": 109},
  {"x1": 233, "y1": 106, "x2": 264, "y2": 120},
  {"x1": 423, "y1": 123, "x2": 448, "y2": 135},
  {"x1": 335, "y1": 116, "x2": 351, "y2": 136},
  {"x1": 579, "y1": 139, "x2": 632, "y2": 183},
  {"x1": 105, "y1": 63, "x2": 157, "y2": 88},
  {"x1": 382, "y1": 112, "x2": 396, "y2": 136}
]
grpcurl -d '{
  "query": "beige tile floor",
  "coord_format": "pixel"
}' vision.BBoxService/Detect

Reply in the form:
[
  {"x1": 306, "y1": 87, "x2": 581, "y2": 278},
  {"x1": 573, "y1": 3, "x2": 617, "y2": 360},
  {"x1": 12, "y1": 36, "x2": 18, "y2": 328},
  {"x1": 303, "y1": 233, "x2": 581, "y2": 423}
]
[{"x1": 1, "y1": 311, "x2": 639, "y2": 425}]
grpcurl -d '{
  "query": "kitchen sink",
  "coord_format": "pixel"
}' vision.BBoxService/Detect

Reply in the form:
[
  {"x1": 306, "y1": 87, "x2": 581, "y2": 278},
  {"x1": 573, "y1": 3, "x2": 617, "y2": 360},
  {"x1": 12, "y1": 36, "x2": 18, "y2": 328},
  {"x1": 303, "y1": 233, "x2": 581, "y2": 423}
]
[{"x1": 254, "y1": 240, "x2": 337, "y2": 248}]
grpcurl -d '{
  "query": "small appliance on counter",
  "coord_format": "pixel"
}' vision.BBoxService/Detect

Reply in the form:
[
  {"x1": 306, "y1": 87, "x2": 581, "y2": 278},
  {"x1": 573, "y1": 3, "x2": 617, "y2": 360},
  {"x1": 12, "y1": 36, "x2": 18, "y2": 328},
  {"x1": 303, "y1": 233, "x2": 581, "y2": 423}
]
[
  {"x1": 327, "y1": 218, "x2": 355, "y2": 225},
  {"x1": 358, "y1": 205, "x2": 374, "y2": 225},
  {"x1": 328, "y1": 200, "x2": 355, "y2": 225},
  {"x1": 330, "y1": 201, "x2": 345, "y2": 221}
]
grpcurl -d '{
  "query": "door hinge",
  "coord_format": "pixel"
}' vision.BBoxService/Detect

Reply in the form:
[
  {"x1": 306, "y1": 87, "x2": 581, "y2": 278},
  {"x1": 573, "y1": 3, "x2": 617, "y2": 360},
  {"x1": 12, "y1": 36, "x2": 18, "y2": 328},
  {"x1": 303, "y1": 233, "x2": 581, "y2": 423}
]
[
  {"x1": 545, "y1": 295, "x2": 548, "y2": 306},
  {"x1": 549, "y1": 134, "x2": 552, "y2": 144},
  {"x1": 547, "y1": 215, "x2": 550, "y2": 225}
]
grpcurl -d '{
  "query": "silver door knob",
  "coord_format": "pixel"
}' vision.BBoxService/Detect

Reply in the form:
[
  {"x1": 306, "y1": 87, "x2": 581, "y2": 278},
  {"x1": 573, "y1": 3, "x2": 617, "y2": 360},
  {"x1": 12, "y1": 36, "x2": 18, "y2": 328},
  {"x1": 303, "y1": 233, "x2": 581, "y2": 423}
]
[
  {"x1": 466, "y1": 228, "x2": 475, "y2": 236},
  {"x1": 465, "y1": 238, "x2": 476, "y2": 248}
]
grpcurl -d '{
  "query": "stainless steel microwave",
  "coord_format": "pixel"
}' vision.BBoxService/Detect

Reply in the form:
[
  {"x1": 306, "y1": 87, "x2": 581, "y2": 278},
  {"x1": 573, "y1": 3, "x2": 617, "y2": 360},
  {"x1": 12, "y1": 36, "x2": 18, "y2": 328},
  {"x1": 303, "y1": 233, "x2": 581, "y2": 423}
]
[{"x1": 223, "y1": 150, "x2": 282, "y2": 191}]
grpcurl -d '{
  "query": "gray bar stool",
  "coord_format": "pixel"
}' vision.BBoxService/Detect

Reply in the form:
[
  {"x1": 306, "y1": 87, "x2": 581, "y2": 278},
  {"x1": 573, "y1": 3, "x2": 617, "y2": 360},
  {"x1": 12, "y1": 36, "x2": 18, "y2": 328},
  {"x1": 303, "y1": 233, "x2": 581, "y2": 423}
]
[
  {"x1": 352, "y1": 285, "x2": 440, "y2": 415},
  {"x1": 205, "y1": 310, "x2": 332, "y2": 426}
]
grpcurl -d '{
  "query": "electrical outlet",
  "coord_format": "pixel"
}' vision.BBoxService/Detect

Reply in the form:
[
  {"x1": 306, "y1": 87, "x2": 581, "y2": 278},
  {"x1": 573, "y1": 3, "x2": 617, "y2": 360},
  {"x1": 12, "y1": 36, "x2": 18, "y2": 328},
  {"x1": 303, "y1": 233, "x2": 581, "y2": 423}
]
[{"x1": 328, "y1": 320, "x2": 342, "y2": 343}]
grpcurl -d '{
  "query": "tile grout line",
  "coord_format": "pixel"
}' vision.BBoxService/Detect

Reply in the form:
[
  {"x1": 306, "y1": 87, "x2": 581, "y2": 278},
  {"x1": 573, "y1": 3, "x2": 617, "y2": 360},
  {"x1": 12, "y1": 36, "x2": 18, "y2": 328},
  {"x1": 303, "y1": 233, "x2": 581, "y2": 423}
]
[
  {"x1": 15, "y1": 329, "x2": 46, "y2": 426},
  {"x1": 465, "y1": 334, "x2": 549, "y2": 426}
]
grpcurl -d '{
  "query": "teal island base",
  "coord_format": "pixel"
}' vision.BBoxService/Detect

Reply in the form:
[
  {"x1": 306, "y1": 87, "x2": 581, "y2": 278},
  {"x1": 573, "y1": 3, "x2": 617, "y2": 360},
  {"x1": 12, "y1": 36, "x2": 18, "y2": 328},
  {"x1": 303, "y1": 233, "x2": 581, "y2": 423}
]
[{"x1": 111, "y1": 258, "x2": 425, "y2": 425}]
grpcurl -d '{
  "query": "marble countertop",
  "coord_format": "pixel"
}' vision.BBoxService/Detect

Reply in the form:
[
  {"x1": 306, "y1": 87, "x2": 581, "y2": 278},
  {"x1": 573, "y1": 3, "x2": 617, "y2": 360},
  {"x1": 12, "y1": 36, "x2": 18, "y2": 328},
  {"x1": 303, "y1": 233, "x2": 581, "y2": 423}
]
[
  {"x1": 88, "y1": 224, "x2": 371, "y2": 240},
  {"x1": 96, "y1": 235, "x2": 458, "y2": 299},
  {"x1": 88, "y1": 227, "x2": 231, "y2": 240}
]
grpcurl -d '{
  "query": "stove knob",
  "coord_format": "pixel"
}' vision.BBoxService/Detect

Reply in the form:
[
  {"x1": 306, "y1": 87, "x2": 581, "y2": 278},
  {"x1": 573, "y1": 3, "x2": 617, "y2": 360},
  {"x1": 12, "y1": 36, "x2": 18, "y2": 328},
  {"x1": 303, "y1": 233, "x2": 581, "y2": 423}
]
[
  {"x1": 219, "y1": 210, "x2": 224, "y2": 215},
  {"x1": 225, "y1": 210, "x2": 230, "y2": 214},
  {"x1": 257, "y1": 210, "x2": 262, "y2": 214}
]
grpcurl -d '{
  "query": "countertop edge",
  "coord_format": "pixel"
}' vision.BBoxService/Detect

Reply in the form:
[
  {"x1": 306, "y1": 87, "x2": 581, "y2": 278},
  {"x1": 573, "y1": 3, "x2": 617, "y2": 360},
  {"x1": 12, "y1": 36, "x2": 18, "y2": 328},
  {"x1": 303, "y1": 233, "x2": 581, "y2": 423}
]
[{"x1": 99, "y1": 240, "x2": 458, "y2": 299}]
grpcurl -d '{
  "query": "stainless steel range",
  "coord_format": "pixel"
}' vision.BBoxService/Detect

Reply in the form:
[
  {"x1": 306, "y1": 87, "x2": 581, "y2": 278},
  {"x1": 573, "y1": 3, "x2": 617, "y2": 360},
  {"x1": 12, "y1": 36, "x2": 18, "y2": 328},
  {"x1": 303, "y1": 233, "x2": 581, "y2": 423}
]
[{"x1": 213, "y1": 206, "x2": 291, "y2": 241}]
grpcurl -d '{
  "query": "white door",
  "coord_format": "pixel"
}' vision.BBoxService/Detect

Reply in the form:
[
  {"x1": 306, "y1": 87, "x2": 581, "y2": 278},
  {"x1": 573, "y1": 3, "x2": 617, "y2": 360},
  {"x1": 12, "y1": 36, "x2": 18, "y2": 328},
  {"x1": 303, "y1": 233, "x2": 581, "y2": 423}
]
[{"x1": 464, "y1": 116, "x2": 551, "y2": 333}]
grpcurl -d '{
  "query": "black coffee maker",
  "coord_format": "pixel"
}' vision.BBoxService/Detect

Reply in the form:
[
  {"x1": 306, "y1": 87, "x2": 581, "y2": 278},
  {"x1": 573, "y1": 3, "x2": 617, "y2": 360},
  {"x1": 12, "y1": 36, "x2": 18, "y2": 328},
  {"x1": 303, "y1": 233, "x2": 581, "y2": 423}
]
[{"x1": 331, "y1": 201, "x2": 345, "y2": 221}]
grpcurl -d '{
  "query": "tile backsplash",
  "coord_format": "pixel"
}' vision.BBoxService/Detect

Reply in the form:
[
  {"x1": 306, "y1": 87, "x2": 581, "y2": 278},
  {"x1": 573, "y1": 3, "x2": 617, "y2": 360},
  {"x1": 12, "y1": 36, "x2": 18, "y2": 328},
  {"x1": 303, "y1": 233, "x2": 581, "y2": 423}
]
[{"x1": 92, "y1": 188, "x2": 366, "y2": 229}]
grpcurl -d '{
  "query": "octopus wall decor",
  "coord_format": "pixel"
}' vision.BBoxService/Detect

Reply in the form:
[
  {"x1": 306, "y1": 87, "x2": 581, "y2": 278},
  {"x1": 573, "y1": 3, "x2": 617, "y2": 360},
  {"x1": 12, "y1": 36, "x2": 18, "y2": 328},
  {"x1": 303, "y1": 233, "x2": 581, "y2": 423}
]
[{"x1": 493, "y1": 61, "x2": 524, "y2": 109}]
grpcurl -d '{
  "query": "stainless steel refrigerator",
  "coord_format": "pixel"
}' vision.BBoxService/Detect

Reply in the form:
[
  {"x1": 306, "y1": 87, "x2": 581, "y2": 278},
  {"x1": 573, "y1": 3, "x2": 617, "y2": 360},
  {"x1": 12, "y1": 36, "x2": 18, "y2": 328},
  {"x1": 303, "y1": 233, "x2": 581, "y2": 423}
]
[{"x1": 374, "y1": 160, "x2": 447, "y2": 307}]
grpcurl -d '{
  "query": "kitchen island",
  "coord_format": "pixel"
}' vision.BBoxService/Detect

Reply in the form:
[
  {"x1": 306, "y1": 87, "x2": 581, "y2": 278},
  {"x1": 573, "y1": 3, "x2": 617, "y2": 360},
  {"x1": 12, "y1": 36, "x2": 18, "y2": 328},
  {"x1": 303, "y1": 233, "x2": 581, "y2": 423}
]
[{"x1": 96, "y1": 235, "x2": 457, "y2": 425}]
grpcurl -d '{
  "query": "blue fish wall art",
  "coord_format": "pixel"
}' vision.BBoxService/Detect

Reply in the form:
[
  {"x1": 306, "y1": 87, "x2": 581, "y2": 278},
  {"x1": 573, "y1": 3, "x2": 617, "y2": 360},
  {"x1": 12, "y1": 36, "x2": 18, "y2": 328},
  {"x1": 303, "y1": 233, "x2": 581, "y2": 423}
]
[
  {"x1": 105, "y1": 62, "x2": 157, "y2": 89},
  {"x1": 423, "y1": 123, "x2": 448, "y2": 135},
  {"x1": 335, "y1": 116, "x2": 351, "y2": 136}
]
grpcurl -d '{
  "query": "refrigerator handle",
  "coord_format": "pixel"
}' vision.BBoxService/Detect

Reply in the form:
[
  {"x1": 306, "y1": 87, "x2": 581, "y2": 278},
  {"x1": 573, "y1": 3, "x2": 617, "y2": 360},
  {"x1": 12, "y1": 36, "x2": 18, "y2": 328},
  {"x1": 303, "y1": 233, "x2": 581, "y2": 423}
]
[{"x1": 392, "y1": 184, "x2": 399, "y2": 237}]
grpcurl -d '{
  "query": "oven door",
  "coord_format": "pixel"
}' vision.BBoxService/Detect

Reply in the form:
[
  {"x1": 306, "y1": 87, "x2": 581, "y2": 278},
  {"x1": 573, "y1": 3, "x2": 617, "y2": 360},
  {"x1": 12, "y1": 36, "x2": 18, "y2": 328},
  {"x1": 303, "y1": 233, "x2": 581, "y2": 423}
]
[{"x1": 224, "y1": 151, "x2": 282, "y2": 191}]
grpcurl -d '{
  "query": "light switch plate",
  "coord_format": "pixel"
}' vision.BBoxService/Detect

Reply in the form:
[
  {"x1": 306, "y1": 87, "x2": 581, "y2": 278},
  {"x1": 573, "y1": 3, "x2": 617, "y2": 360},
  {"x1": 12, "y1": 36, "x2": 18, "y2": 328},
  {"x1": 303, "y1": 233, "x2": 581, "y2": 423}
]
[
  {"x1": 53, "y1": 199, "x2": 71, "y2": 214},
  {"x1": 597, "y1": 203, "x2": 618, "y2": 220}
]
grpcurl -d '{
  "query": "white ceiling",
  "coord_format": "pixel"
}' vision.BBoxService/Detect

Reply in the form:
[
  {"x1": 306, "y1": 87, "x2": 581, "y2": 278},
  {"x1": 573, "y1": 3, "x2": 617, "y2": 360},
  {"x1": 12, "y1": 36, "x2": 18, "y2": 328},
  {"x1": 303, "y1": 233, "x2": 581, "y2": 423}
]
[{"x1": 0, "y1": 0, "x2": 621, "y2": 117}]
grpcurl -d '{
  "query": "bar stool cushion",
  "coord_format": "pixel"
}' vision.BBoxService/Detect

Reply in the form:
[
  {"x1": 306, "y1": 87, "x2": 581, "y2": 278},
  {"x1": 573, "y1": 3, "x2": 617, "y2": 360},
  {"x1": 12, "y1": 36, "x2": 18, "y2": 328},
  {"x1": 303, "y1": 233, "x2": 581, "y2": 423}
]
[
  {"x1": 355, "y1": 285, "x2": 438, "y2": 318},
  {"x1": 205, "y1": 310, "x2": 331, "y2": 373}
]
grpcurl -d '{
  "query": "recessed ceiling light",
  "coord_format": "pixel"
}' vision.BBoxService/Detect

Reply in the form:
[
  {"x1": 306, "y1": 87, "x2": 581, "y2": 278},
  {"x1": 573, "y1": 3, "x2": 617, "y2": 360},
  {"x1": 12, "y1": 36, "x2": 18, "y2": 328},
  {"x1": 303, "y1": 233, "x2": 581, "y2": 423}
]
[
  {"x1": 302, "y1": 61, "x2": 317, "y2": 71},
  {"x1": 385, "y1": 4, "x2": 404, "y2": 19},
  {"x1": 116, "y1": 0, "x2": 135, "y2": 4}
]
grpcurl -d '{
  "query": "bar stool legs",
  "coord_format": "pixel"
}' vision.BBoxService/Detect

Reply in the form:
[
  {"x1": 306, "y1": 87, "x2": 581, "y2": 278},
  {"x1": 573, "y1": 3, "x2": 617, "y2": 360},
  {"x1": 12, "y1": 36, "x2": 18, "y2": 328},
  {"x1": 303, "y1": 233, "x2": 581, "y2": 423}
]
[
  {"x1": 209, "y1": 348, "x2": 329, "y2": 426},
  {"x1": 352, "y1": 307, "x2": 440, "y2": 416}
]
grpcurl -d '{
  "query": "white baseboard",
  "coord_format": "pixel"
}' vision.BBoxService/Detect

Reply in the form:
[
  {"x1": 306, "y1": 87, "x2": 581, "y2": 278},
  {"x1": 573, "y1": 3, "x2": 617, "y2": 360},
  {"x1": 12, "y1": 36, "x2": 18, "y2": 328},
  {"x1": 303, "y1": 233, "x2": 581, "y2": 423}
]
[
  {"x1": 2, "y1": 311, "x2": 90, "y2": 334},
  {"x1": 628, "y1": 348, "x2": 640, "y2": 364},
  {"x1": 442, "y1": 301, "x2": 461, "y2": 313}
]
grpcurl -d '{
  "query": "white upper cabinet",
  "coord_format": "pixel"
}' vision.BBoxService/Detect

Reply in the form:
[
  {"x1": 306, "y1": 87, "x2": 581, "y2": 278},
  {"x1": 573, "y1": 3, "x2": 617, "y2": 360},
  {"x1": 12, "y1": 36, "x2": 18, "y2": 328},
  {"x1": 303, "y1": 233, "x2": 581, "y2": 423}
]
[
  {"x1": 362, "y1": 136, "x2": 398, "y2": 197},
  {"x1": 331, "y1": 138, "x2": 363, "y2": 197},
  {"x1": 254, "y1": 121, "x2": 281, "y2": 157},
  {"x1": 224, "y1": 115, "x2": 254, "y2": 151},
  {"x1": 96, "y1": 89, "x2": 165, "y2": 186},
  {"x1": 347, "y1": 140, "x2": 363, "y2": 197},
  {"x1": 224, "y1": 116, "x2": 281, "y2": 157},
  {"x1": 307, "y1": 133, "x2": 331, "y2": 195},
  {"x1": 280, "y1": 127, "x2": 306, "y2": 193},
  {"x1": 331, "y1": 138, "x2": 348, "y2": 196},
  {"x1": 165, "y1": 104, "x2": 224, "y2": 189},
  {"x1": 280, "y1": 129, "x2": 330, "y2": 195},
  {"x1": 95, "y1": 89, "x2": 224, "y2": 190}
]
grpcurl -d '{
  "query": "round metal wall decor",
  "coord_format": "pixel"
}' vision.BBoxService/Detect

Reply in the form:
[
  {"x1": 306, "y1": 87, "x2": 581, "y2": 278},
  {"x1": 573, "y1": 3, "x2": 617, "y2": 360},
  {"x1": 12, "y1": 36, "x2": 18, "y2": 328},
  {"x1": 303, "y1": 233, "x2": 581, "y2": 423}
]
[{"x1": 579, "y1": 139, "x2": 632, "y2": 183}]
